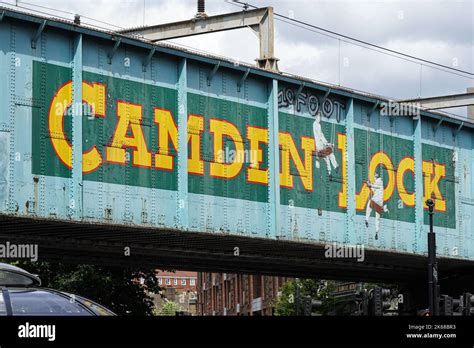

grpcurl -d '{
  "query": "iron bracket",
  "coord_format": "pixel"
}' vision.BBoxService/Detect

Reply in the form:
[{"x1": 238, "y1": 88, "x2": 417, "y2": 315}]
[
  {"x1": 237, "y1": 68, "x2": 250, "y2": 92},
  {"x1": 453, "y1": 121, "x2": 464, "y2": 138},
  {"x1": 367, "y1": 100, "x2": 380, "y2": 119},
  {"x1": 207, "y1": 61, "x2": 220, "y2": 86},
  {"x1": 321, "y1": 88, "x2": 332, "y2": 105},
  {"x1": 433, "y1": 117, "x2": 444, "y2": 134},
  {"x1": 31, "y1": 20, "x2": 47, "y2": 49},
  {"x1": 107, "y1": 38, "x2": 122, "y2": 64},
  {"x1": 142, "y1": 47, "x2": 156, "y2": 72},
  {"x1": 295, "y1": 82, "x2": 305, "y2": 102}
]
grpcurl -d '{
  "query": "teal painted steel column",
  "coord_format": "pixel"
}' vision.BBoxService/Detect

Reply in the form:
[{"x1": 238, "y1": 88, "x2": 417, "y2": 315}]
[
  {"x1": 414, "y1": 116, "x2": 423, "y2": 252},
  {"x1": 177, "y1": 58, "x2": 188, "y2": 229},
  {"x1": 7, "y1": 23, "x2": 16, "y2": 213},
  {"x1": 268, "y1": 79, "x2": 280, "y2": 238},
  {"x1": 70, "y1": 33, "x2": 83, "y2": 220},
  {"x1": 345, "y1": 98, "x2": 356, "y2": 244}
]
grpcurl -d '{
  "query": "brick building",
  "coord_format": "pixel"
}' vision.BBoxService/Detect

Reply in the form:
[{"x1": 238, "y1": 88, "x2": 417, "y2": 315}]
[
  {"x1": 197, "y1": 273, "x2": 291, "y2": 316},
  {"x1": 153, "y1": 271, "x2": 198, "y2": 315},
  {"x1": 156, "y1": 271, "x2": 197, "y2": 291}
]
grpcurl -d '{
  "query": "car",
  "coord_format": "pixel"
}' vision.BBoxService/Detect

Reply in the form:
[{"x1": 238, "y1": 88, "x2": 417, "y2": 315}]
[{"x1": 0, "y1": 263, "x2": 115, "y2": 316}]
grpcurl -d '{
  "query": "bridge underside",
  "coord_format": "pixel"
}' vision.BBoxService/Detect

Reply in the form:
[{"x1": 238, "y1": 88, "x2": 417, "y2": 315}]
[{"x1": 0, "y1": 215, "x2": 473, "y2": 285}]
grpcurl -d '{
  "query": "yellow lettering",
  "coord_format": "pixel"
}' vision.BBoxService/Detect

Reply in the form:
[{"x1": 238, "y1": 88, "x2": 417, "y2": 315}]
[
  {"x1": 422, "y1": 161, "x2": 446, "y2": 211},
  {"x1": 247, "y1": 126, "x2": 268, "y2": 185},
  {"x1": 187, "y1": 115, "x2": 205, "y2": 175},
  {"x1": 337, "y1": 133, "x2": 347, "y2": 208},
  {"x1": 48, "y1": 81, "x2": 106, "y2": 173},
  {"x1": 106, "y1": 101, "x2": 152, "y2": 167},
  {"x1": 154, "y1": 108, "x2": 178, "y2": 170},
  {"x1": 279, "y1": 133, "x2": 315, "y2": 191},
  {"x1": 209, "y1": 119, "x2": 244, "y2": 179},
  {"x1": 397, "y1": 157, "x2": 415, "y2": 206}
]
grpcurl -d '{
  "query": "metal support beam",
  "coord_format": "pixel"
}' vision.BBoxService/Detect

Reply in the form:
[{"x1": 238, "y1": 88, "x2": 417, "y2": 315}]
[
  {"x1": 237, "y1": 68, "x2": 250, "y2": 92},
  {"x1": 413, "y1": 117, "x2": 423, "y2": 253},
  {"x1": 70, "y1": 33, "x2": 83, "y2": 220},
  {"x1": 207, "y1": 61, "x2": 220, "y2": 86},
  {"x1": 107, "y1": 38, "x2": 121, "y2": 64},
  {"x1": 402, "y1": 92, "x2": 474, "y2": 110},
  {"x1": 255, "y1": 7, "x2": 278, "y2": 71},
  {"x1": 268, "y1": 79, "x2": 280, "y2": 238},
  {"x1": 345, "y1": 98, "x2": 356, "y2": 244},
  {"x1": 142, "y1": 47, "x2": 156, "y2": 72},
  {"x1": 0, "y1": 11, "x2": 5, "y2": 22},
  {"x1": 119, "y1": 7, "x2": 279, "y2": 72},
  {"x1": 177, "y1": 58, "x2": 188, "y2": 230},
  {"x1": 468, "y1": 87, "x2": 474, "y2": 120},
  {"x1": 31, "y1": 19, "x2": 46, "y2": 49}
]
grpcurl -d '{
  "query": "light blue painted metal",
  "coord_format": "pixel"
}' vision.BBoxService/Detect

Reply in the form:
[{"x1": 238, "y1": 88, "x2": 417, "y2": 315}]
[
  {"x1": 177, "y1": 57, "x2": 188, "y2": 229},
  {"x1": 237, "y1": 69, "x2": 250, "y2": 93},
  {"x1": 414, "y1": 117, "x2": 423, "y2": 253},
  {"x1": 70, "y1": 33, "x2": 83, "y2": 220},
  {"x1": 345, "y1": 98, "x2": 356, "y2": 244},
  {"x1": 268, "y1": 79, "x2": 280, "y2": 238},
  {"x1": 7, "y1": 21, "x2": 15, "y2": 214},
  {"x1": 142, "y1": 47, "x2": 155, "y2": 72},
  {"x1": 0, "y1": 20, "x2": 8, "y2": 213},
  {"x1": 0, "y1": 8, "x2": 473, "y2": 264},
  {"x1": 207, "y1": 62, "x2": 220, "y2": 86}
]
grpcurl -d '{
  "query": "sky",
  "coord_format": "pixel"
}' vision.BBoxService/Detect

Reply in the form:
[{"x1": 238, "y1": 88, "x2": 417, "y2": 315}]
[{"x1": 3, "y1": 0, "x2": 473, "y2": 116}]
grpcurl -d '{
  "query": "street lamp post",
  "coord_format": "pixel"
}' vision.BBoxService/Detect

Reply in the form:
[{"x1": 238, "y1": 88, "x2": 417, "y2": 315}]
[
  {"x1": 426, "y1": 198, "x2": 439, "y2": 316},
  {"x1": 295, "y1": 278, "x2": 301, "y2": 316}
]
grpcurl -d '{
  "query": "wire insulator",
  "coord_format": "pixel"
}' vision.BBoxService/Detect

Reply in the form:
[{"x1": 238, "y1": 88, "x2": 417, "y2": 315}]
[{"x1": 197, "y1": 0, "x2": 205, "y2": 13}]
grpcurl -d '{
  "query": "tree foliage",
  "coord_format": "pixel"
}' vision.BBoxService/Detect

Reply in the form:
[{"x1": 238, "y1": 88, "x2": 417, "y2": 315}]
[
  {"x1": 274, "y1": 279, "x2": 336, "y2": 316},
  {"x1": 157, "y1": 301, "x2": 180, "y2": 316}
]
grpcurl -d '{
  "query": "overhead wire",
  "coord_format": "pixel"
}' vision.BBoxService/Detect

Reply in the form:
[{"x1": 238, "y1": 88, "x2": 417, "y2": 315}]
[{"x1": 229, "y1": 0, "x2": 474, "y2": 79}]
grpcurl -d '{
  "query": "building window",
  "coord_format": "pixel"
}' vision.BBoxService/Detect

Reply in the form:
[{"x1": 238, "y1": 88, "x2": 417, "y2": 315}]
[
  {"x1": 165, "y1": 278, "x2": 170, "y2": 285},
  {"x1": 174, "y1": 278, "x2": 178, "y2": 286},
  {"x1": 158, "y1": 278, "x2": 162, "y2": 285},
  {"x1": 181, "y1": 279, "x2": 186, "y2": 286},
  {"x1": 190, "y1": 279, "x2": 196, "y2": 286}
]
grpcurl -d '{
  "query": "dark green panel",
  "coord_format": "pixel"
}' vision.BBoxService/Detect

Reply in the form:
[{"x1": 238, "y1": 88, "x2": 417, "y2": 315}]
[
  {"x1": 32, "y1": 61, "x2": 178, "y2": 191},
  {"x1": 279, "y1": 111, "x2": 346, "y2": 212},
  {"x1": 187, "y1": 93, "x2": 269, "y2": 203},
  {"x1": 422, "y1": 143, "x2": 455, "y2": 229}
]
